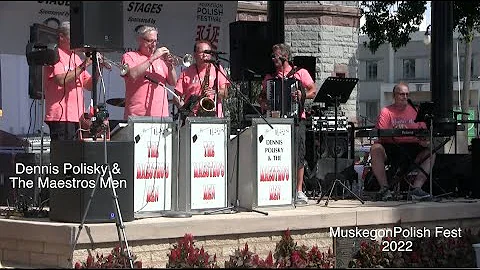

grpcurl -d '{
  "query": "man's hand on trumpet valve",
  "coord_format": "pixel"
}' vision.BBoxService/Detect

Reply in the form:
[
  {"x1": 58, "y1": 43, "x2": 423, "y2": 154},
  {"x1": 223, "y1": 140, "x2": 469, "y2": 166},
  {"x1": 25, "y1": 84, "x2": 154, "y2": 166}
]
[
  {"x1": 96, "y1": 54, "x2": 112, "y2": 70},
  {"x1": 150, "y1": 47, "x2": 169, "y2": 62},
  {"x1": 162, "y1": 53, "x2": 175, "y2": 69}
]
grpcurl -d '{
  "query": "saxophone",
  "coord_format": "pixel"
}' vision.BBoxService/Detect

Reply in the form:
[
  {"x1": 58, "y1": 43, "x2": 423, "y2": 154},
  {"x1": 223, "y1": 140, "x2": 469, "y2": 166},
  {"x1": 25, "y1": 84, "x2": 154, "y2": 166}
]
[{"x1": 197, "y1": 63, "x2": 216, "y2": 116}]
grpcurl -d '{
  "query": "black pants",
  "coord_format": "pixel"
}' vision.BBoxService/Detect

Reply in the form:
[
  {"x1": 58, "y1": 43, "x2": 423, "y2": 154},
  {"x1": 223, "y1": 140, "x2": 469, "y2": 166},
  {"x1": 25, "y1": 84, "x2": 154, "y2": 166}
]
[
  {"x1": 295, "y1": 121, "x2": 306, "y2": 169},
  {"x1": 46, "y1": 121, "x2": 79, "y2": 141}
]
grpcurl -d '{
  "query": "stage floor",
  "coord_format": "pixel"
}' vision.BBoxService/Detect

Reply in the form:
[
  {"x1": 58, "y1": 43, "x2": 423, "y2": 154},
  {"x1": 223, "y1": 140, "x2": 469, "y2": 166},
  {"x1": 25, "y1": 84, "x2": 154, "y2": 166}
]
[{"x1": 1, "y1": 196, "x2": 480, "y2": 268}]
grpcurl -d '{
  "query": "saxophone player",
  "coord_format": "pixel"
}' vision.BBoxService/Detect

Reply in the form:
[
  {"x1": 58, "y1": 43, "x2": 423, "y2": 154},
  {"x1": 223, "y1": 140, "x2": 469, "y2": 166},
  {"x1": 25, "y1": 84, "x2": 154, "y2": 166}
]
[{"x1": 174, "y1": 40, "x2": 230, "y2": 117}]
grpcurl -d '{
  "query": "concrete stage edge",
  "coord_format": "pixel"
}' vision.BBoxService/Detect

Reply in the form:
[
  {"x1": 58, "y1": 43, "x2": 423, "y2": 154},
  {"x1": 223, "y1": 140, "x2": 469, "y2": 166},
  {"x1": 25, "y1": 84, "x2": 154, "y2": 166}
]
[{"x1": 1, "y1": 198, "x2": 480, "y2": 268}]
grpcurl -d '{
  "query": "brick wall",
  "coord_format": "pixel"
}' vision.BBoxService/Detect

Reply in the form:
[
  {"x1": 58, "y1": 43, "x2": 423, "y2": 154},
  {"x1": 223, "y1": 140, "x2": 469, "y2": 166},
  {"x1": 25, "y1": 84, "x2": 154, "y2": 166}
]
[
  {"x1": 0, "y1": 238, "x2": 71, "y2": 268},
  {"x1": 72, "y1": 229, "x2": 333, "y2": 268},
  {"x1": 236, "y1": 1, "x2": 361, "y2": 123},
  {"x1": 3, "y1": 218, "x2": 480, "y2": 268}
]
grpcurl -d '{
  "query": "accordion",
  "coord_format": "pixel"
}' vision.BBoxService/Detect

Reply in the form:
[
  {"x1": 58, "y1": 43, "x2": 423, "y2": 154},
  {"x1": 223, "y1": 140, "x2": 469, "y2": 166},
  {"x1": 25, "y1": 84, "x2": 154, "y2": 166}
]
[{"x1": 266, "y1": 77, "x2": 304, "y2": 118}]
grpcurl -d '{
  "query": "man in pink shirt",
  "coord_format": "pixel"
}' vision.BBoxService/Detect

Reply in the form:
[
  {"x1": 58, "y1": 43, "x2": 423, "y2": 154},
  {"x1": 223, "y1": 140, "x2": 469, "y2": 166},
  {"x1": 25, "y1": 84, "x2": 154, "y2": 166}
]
[
  {"x1": 370, "y1": 82, "x2": 434, "y2": 201},
  {"x1": 174, "y1": 40, "x2": 229, "y2": 118},
  {"x1": 259, "y1": 43, "x2": 317, "y2": 205},
  {"x1": 43, "y1": 21, "x2": 94, "y2": 141},
  {"x1": 122, "y1": 25, "x2": 177, "y2": 119}
]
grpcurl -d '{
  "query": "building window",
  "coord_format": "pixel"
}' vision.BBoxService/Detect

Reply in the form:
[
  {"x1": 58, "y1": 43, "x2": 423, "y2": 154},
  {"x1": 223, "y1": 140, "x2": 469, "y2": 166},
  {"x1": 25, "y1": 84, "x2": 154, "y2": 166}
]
[
  {"x1": 415, "y1": 84, "x2": 423, "y2": 92},
  {"x1": 366, "y1": 100, "x2": 378, "y2": 124},
  {"x1": 403, "y1": 59, "x2": 415, "y2": 79},
  {"x1": 459, "y1": 56, "x2": 474, "y2": 79},
  {"x1": 366, "y1": 61, "x2": 378, "y2": 80}
]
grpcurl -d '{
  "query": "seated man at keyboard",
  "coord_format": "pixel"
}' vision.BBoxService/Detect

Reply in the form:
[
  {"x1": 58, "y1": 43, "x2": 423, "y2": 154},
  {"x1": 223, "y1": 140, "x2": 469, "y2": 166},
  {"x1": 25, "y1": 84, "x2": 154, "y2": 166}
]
[{"x1": 370, "y1": 82, "x2": 434, "y2": 201}]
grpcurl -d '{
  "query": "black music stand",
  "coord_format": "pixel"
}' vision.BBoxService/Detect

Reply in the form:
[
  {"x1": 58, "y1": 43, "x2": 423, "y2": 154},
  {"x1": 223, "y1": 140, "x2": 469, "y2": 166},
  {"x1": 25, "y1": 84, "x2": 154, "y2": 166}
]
[{"x1": 314, "y1": 77, "x2": 364, "y2": 206}]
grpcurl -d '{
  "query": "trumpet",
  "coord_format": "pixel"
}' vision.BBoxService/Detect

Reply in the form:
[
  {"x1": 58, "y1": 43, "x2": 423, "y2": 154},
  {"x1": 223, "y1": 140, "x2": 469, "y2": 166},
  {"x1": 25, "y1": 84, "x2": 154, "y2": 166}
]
[
  {"x1": 102, "y1": 57, "x2": 129, "y2": 77},
  {"x1": 163, "y1": 53, "x2": 194, "y2": 67}
]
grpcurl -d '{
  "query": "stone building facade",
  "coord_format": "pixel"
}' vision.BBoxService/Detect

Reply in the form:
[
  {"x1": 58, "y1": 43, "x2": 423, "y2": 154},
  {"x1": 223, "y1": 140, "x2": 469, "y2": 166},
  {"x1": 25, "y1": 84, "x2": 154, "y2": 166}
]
[{"x1": 235, "y1": 1, "x2": 361, "y2": 123}]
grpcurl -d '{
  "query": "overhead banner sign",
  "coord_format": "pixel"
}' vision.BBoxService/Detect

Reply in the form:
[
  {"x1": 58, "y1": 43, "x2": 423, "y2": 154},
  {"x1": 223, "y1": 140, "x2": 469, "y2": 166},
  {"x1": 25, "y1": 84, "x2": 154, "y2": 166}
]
[
  {"x1": 0, "y1": 1, "x2": 235, "y2": 56},
  {"x1": 0, "y1": 1, "x2": 237, "y2": 135}
]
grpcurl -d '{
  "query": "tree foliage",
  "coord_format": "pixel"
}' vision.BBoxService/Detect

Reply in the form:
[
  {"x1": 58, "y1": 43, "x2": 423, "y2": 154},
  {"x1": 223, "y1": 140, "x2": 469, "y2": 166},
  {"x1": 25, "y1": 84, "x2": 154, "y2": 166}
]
[
  {"x1": 360, "y1": 1, "x2": 480, "y2": 53},
  {"x1": 360, "y1": 1, "x2": 426, "y2": 53},
  {"x1": 453, "y1": 1, "x2": 480, "y2": 43}
]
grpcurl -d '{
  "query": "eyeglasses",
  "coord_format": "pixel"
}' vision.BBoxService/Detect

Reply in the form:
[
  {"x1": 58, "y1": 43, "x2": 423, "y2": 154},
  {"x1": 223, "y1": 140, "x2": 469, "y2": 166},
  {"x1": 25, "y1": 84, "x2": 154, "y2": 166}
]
[
  {"x1": 271, "y1": 54, "x2": 281, "y2": 59},
  {"x1": 143, "y1": 37, "x2": 157, "y2": 44}
]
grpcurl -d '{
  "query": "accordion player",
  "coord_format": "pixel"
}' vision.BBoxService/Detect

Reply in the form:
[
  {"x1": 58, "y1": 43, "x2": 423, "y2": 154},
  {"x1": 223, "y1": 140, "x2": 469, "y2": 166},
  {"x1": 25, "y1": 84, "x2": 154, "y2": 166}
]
[{"x1": 265, "y1": 77, "x2": 306, "y2": 119}]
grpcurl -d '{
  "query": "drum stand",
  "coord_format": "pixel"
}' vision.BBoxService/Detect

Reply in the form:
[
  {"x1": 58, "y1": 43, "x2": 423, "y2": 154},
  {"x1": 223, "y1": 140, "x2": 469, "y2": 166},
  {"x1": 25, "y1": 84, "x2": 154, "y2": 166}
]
[
  {"x1": 205, "y1": 63, "x2": 272, "y2": 216},
  {"x1": 69, "y1": 52, "x2": 133, "y2": 267}
]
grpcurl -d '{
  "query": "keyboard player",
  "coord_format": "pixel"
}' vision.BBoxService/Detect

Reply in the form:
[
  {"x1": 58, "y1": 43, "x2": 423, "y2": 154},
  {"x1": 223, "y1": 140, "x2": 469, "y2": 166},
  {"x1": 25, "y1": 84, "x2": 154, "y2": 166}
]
[{"x1": 369, "y1": 82, "x2": 434, "y2": 201}]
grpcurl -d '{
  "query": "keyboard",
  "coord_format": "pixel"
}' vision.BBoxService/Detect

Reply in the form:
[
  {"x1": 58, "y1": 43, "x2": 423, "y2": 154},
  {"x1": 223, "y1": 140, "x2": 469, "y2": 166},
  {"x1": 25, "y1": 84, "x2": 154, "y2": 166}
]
[{"x1": 356, "y1": 129, "x2": 430, "y2": 138}]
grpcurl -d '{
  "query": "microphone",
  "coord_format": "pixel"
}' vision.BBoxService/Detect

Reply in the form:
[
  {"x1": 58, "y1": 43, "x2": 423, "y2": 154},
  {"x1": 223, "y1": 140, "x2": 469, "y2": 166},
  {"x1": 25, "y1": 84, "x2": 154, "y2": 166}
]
[
  {"x1": 407, "y1": 98, "x2": 417, "y2": 112},
  {"x1": 203, "y1": 50, "x2": 227, "y2": 55},
  {"x1": 144, "y1": 75, "x2": 165, "y2": 87}
]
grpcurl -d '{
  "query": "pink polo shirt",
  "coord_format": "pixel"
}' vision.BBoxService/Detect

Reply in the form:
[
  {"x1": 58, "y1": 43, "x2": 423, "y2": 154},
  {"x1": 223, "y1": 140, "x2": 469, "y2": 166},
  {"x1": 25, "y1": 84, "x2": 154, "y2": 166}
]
[
  {"x1": 43, "y1": 48, "x2": 90, "y2": 122},
  {"x1": 175, "y1": 63, "x2": 229, "y2": 117},
  {"x1": 122, "y1": 51, "x2": 171, "y2": 119},
  {"x1": 262, "y1": 66, "x2": 314, "y2": 119},
  {"x1": 376, "y1": 104, "x2": 427, "y2": 144}
]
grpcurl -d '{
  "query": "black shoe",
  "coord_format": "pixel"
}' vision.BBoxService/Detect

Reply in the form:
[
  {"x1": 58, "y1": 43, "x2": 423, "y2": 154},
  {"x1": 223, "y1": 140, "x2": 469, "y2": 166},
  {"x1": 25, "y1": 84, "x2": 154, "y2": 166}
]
[
  {"x1": 409, "y1": 188, "x2": 433, "y2": 201},
  {"x1": 377, "y1": 186, "x2": 393, "y2": 201}
]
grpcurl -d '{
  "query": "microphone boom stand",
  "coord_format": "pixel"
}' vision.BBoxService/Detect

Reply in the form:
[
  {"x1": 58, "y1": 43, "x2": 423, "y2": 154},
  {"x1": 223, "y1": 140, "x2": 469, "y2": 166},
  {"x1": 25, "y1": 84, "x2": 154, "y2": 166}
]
[{"x1": 205, "y1": 56, "x2": 272, "y2": 216}]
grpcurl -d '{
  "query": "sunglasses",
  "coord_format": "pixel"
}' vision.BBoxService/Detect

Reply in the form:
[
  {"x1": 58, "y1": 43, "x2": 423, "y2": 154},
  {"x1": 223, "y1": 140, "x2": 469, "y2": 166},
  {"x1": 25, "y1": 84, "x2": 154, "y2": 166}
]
[{"x1": 143, "y1": 37, "x2": 157, "y2": 44}]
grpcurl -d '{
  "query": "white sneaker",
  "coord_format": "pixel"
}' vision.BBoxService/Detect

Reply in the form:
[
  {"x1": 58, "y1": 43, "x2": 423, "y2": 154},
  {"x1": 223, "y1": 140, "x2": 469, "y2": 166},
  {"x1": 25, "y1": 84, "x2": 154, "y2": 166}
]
[{"x1": 296, "y1": 191, "x2": 308, "y2": 204}]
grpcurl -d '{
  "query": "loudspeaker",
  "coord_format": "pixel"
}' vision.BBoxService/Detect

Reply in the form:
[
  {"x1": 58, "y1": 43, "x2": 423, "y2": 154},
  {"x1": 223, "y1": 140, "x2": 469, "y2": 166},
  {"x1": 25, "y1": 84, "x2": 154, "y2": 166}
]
[
  {"x1": 432, "y1": 153, "x2": 472, "y2": 197},
  {"x1": 49, "y1": 140, "x2": 134, "y2": 223},
  {"x1": 293, "y1": 56, "x2": 316, "y2": 82},
  {"x1": 320, "y1": 132, "x2": 349, "y2": 159},
  {"x1": 70, "y1": 1, "x2": 124, "y2": 51},
  {"x1": 229, "y1": 21, "x2": 274, "y2": 81},
  {"x1": 471, "y1": 138, "x2": 480, "y2": 198},
  {"x1": 28, "y1": 65, "x2": 43, "y2": 100},
  {"x1": 315, "y1": 158, "x2": 355, "y2": 195}
]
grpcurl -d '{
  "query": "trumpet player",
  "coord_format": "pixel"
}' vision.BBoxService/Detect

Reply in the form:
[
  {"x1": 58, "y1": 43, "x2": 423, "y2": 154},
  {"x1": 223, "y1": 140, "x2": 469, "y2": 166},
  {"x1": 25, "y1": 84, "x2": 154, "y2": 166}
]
[
  {"x1": 43, "y1": 21, "x2": 98, "y2": 141},
  {"x1": 174, "y1": 40, "x2": 230, "y2": 118},
  {"x1": 121, "y1": 25, "x2": 177, "y2": 119}
]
